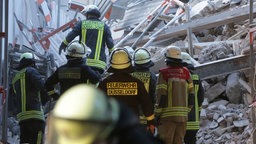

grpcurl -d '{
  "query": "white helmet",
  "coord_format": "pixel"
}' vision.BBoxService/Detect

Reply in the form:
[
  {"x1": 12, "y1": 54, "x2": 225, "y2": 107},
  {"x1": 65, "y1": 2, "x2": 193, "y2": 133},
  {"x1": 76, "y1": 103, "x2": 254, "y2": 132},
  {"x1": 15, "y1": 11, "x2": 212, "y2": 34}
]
[
  {"x1": 181, "y1": 52, "x2": 200, "y2": 66},
  {"x1": 124, "y1": 46, "x2": 135, "y2": 58},
  {"x1": 181, "y1": 52, "x2": 193, "y2": 64},
  {"x1": 66, "y1": 41, "x2": 91, "y2": 58},
  {"x1": 165, "y1": 45, "x2": 181, "y2": 60},
  {"x1": 133, "y1": 48, "x2": 151, "y2": 65},
  {"x1": 81, "y1": 5, "x2": 101, "y2": 18},
  {"x1": 19, "y1": 52, "x2": 34, "y2": 61},
  {"x1": 51, "y1": 84, "x2": 119, "y2": 144},
  {"x1": 110, "y1": 48, "x2": 132, "y2": 69},
  {"x1": 18, "y1": 52, "x2": 37, "y2": 67}
]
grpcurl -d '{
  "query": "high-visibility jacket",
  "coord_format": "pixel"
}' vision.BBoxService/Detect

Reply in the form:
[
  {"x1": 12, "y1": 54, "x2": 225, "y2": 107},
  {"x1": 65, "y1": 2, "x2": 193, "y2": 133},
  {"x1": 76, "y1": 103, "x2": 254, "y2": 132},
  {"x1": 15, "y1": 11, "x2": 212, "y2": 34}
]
[
  {"x1": 155, "y1": 66, "x2": 194, "y2": 122},
  {"x1": 131, "y1": 69, "x2": 157, "y2": 124},
  {"x1": 186, "y1": 73, "x2": 204, "y2": 130},
  {"x1": 63, "y1": 18, "x2": 114, "y2": 71},
  {"x1": 45, "y1": 59, "x2": 101, "y2": 97},
  {"x1": 131, "y1": 70, "x2": 157, "y2": 103},
  {"x1": 98, "y1": 71, "x2": 155, "y2": 122},
  {"x1": 11, "y1": 67, "x2": 45, "y2": 122}
]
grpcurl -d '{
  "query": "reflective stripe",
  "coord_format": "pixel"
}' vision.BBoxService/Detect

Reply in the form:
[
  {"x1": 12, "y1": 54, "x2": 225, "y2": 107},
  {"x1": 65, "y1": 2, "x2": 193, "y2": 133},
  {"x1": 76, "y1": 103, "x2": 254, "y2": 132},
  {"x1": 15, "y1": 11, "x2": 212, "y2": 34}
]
[
  {"x1": 188, "y1": 83, "x2": 193, "y2": 89},
  {"x1": 58, "y1": 67, "x2": 81, "y2": 79},
  {"x1": 82, "y1": 21, "x2": 87, "y2": 43},
  {"x1": 95, "y1": 29, "x2": 103, "y2": 60},
  {"x1": 63, "y1": 39, "x2": 69, "y2": 45},
  {"x1": 37, "y1": 130, "x2": 42, "y2": 144},
  {"x1": 160, "y1": 112, "x2": 188, "y2": 118},
  {"x1": 155, "y1": 107, "x2": 190, "y2": 118},
  {"x1": 12, "y1": 69, "x2": 27, "y2": 112},
  {"x1": 131, "y1": 72, "x2": 151, "y2": 93},
  {"x1": 155, "y1": 107, "x2": 190, "y2": 113},
  {"x1": 139, "y1": 116, "x2": 147, "y2": 124},
  {"x1": 186, "y1": 121, "x2": 200, "y2": 130},
  {"x1": 17, "y1": 110, "x2": 45, "y2": 121},
  {"x1": 81, "y1": 20, "x2": 105, "y2": 69},
  {"x1": 86, "y1": 58, "x2": 106, "y2": 70},
  {"x1": 192, "y1": 74, "x2": 199, "y2": 80},
  {"x1": 187, "y1": 73, "x2": 201, "y2": 128},
  {"x1": 194, "y1": 84, "x2": 199, "y2": 121},
  {"x1": 21, "y1": 74, "x2": 26, "y2": 112},
  {"x1": 156, "y1": 84, "x2": 167, "y2": 90},
  {"x1": 81, "y1": 20, "x2": 105, "y2": 61},
  {"x1": 168, "y1": 82, "x2": 172, "y2": 107},
  {"x1": 47, "y1": 90, "x2": 55, "y2": 96}
]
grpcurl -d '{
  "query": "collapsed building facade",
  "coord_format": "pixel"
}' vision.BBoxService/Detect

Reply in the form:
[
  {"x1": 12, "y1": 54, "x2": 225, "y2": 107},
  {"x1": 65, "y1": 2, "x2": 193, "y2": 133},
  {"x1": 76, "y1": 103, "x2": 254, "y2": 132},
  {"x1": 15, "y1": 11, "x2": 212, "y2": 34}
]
[{"x1": 1, "y1": 0, "x2": 256, "y2": 143}]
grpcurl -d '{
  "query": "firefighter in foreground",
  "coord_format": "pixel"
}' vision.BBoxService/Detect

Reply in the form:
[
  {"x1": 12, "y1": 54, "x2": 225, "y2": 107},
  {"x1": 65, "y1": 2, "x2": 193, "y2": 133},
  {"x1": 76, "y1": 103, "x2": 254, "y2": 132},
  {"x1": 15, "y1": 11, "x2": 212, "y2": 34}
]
[
  {"x1": 155, "y1": 46, "x2": 195, "y2": 144},
  {"x1": 98, "y1": 48, "x2": 158, "y2": 136},
  {"x1": 59, "y1": 5, "x2": 115, "y2": 74},
  {"x1": 131, "y1": 47, "x2": 157, "y2": 124},
  {"x1": 181, "y1": 52, "x2": 204, "y2": 144},
  {"x1": 46, "y1": 84, "x2": 161, "y2": 144},
  {"x1": 45, "y1": 41, "x2": 100, "y2": 100},
  {"x1": 9, "y1": 52, "x2": 46, "y2": 144}
]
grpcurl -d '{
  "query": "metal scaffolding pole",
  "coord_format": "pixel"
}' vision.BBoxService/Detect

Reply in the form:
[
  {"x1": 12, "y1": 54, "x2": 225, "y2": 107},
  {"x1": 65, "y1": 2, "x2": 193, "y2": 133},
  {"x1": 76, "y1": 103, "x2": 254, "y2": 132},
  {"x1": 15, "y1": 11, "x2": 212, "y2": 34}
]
[
  {"x1": 249, "y1": 0, "x2": 256, "y2": 143},
  {"x1": 1, "y1": 0, "x2": 9, "y2": 143},
  {"x1": 185, "y1": 4, "x2": 193, "y2": 56}
]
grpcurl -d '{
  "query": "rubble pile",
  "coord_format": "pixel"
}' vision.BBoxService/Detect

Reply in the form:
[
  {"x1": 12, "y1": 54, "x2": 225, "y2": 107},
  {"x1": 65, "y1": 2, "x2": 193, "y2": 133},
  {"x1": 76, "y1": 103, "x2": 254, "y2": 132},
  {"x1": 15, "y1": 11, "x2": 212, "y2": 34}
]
[
  {"x1": 195, "y1": 44, "x2": 254, "y2": 143},
  {"x1": 149, "y1": 0, "x2": 256, "y2": 143},
  {"x1": 197, "y1": 99, "x2": 253, "y2": 144}
]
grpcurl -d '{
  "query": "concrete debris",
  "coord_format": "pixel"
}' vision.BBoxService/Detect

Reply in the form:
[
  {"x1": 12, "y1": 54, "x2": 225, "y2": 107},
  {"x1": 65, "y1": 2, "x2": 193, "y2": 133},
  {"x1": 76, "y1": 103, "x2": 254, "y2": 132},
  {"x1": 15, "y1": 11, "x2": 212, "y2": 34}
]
[
  {"x1": 205, "y1": 82, "x2": 226, "y2": 102},
  {"x1": 226, "y1": 72, "x2": 244, "y2": 104},
  {"x1": 189, "y1": 1, "x2": 215, "y2": 20},
  {"x1": 197, "y1": 101, "x2": 253, "y2": 143},
  {"x1": 0, "y1": 117, "x2": 20, "y2": 144},
  {"x1": 198, "y1": 42, "x2": 234, "y2": 63}
]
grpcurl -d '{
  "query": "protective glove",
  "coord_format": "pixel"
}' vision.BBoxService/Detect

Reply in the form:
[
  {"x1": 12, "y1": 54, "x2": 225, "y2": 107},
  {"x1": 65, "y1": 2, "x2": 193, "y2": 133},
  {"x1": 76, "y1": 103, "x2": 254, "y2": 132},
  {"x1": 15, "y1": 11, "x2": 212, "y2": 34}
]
[
  {"x1": 59, "y1": 42, "x2": 67, "y2": 55},
  {"x1": 147, "y1": 119, "x2": 158, "y2": 137},
  {"x1": 147, "y1": 125, "x2": 158, "y2": 137}
]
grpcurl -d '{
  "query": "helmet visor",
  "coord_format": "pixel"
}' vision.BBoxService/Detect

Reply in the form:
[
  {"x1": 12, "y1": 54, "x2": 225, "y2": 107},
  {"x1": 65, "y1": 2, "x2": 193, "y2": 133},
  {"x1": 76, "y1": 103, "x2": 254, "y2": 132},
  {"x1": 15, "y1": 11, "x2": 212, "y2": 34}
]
[{"x1": 46, "y1": 115, "x2": 105, "y2": 144}]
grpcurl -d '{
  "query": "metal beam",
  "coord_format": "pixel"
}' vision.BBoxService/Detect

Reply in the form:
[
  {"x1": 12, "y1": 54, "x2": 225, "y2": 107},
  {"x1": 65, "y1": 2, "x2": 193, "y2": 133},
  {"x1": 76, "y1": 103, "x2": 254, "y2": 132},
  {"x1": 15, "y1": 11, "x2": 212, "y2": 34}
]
[
  {"x1": 194, "y1": 54, "x2": 254, "y2": 80},
  {"x1": 122, "y1": 3, "x2": 256, "y2": 46}
]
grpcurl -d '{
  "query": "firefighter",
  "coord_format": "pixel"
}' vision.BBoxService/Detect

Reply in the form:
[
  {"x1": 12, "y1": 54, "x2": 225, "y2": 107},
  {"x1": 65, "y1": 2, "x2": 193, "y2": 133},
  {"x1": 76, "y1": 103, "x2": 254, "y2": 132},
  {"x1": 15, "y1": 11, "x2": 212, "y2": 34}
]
[
  {"x1": 9, "y1": 52, "x2": 46, "y2": 144},
  {"x1": 45, "y1": 41, "x2": 100, "y2": 100},
  {"x1": 155, "y1": 46, "x2": 195, "y2": 144},
  {"x1": 46, "y1": 84, "x2": 162, "y2": 144},
  {"x1": 98, "y1": 48, "x2": 157, "y2": 136},
  {"x1": 131, "y1": 47, "x2": 157, "y2": 125},
  {"x1": 59, "y1": 5, "x2": 115, "y2": 74},
  {"x1": 181, "y1": 52, "x2": 204, "y2": 144}
]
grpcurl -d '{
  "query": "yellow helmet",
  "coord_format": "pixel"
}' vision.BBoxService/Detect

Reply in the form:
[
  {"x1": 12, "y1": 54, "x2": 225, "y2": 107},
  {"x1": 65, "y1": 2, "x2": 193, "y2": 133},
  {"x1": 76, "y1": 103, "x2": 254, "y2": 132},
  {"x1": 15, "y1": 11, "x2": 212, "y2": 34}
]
[
  {"x1": 51, "y1": 84, "x2": 119, "y2": 144},
  {"x1": 165, "y1": 45, "x2": 181, "y2": 60},
  {"x1": 110, "y1": 48, "x2": 131, "y2": 69},
  {"x1": 133, "y1": 48, "x2": 151, "y2": 65},
  {"x1": 66, "y1": 41, "x2": 91, "y2": 58}
]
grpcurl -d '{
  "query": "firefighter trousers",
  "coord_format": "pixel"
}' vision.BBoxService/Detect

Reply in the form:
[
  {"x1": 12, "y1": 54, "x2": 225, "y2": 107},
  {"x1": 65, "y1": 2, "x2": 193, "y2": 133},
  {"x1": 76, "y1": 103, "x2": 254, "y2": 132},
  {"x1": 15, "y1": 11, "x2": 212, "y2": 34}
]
[
  {"x1": 158, "y1": 119, "x2": 186, "y2": 144},
  {"x1": 19, "y1": 119, "x2": 45, "y2": 144}
]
